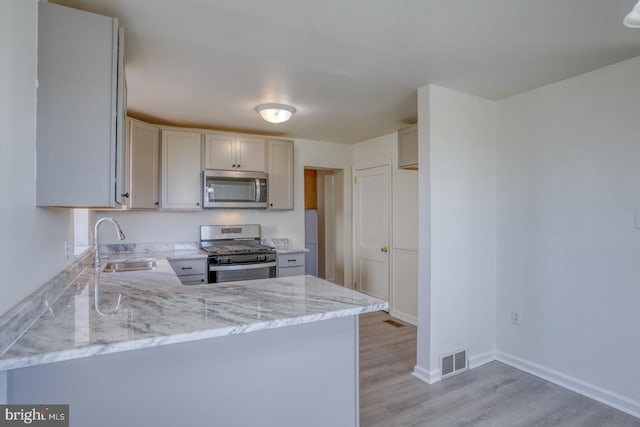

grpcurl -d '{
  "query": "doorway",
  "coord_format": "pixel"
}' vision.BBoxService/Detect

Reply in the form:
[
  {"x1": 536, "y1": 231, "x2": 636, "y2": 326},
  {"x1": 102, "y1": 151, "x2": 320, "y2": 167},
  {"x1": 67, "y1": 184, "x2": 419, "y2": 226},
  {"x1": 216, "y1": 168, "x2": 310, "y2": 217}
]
[{"x1": 304, "y1": 168, "x2": 345, "y2": 285}]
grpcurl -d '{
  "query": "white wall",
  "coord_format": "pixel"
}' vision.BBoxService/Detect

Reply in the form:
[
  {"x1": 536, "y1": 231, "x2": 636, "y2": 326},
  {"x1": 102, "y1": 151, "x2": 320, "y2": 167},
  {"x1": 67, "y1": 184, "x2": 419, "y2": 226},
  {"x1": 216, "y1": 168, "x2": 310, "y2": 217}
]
[
  {"x1": 415, "y1": 85, "x2": 497, "y2": 380},
  {"x1": 95, "y1": 138, "x2": 353, "y2": 286},
  {"x1": 0, "y1": 0, "x2": 73, "y2": 317},
  {"x1": 496, "y1": 57, "x2": 640, "y2": 411},
  {"x1": 353, "y1": 132, "x2": 419, "y2": 324}
]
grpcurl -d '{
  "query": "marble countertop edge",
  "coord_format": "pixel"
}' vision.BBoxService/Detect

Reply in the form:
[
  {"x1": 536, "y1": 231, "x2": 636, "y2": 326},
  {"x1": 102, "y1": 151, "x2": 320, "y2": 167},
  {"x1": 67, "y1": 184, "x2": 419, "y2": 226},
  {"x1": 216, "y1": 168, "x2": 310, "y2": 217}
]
[{"x1": 0, "y1": 301, "x2": 388, "y2": 372}]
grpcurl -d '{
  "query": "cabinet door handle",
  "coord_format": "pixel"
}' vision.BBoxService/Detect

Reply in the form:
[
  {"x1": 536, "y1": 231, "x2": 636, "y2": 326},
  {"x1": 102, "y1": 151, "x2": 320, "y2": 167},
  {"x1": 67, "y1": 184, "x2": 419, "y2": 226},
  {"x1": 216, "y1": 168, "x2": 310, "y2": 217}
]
[
  {"x1": 181, "y1": 267, "x2": 193, "y2": 270},
  {"x1": 288, "y1": 259, "x2": 296, "y2": 262},
  {"x1": 196, "y1": 202, "x2": 200, "y2": 206},
  {"x1": 237, "y1": 164, "x2": 241, "y2": 168},
  {"x1": 121, "y1": 192, "x2": 129, "y2": 198},
  {"x1": 232, "y1": 164, "x2": 237, "y2": 168}
]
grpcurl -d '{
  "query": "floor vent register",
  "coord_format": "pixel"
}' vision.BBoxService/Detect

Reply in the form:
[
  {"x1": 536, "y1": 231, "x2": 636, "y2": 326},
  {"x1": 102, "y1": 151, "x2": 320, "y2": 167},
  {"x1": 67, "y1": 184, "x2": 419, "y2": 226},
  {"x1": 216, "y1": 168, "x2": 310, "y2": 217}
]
[{"x1": 441, "y1": 349, "x2": 468, "y2": 378}]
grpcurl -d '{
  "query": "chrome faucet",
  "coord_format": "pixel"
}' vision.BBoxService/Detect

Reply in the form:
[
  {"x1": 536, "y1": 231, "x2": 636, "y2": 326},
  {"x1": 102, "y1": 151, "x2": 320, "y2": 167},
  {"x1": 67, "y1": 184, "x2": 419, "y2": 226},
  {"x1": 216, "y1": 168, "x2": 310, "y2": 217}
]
[{"x1": 94, "y1": 217, "x2": 126, "y2": 268}]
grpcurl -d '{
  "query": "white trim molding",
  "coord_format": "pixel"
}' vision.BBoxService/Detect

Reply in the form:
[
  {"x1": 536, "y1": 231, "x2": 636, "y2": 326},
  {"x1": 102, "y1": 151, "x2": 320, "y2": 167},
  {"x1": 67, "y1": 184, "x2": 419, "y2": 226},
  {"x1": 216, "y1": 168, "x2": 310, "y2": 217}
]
[
  {"x1": 496, "y1": 352, "x2": 640, "y2": 419},
  {"x1": 412, "y1": 365, "x2": 442, "y2": 384},
  {"x1": 468, "y1": 351, "x2": 496, "y2": 370},
  {"x1": 413, "y1": 351, "x2": 497, "y2": 385},
  {"x1": 389, "y1": 309, "x2": 417, "y2": 326}
]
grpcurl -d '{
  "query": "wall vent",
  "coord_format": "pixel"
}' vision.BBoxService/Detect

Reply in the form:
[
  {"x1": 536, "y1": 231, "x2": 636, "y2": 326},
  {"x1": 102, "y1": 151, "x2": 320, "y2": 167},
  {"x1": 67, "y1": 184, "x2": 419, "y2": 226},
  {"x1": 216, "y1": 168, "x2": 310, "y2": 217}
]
[{"x1": 440, "y1": 349, "x2": 468, "y2": 379}]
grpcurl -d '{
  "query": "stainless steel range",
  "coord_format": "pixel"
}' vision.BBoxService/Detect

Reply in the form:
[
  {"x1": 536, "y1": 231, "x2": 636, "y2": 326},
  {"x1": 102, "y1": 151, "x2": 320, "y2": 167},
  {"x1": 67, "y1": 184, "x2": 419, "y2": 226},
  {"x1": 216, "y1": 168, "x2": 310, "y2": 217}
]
[{"x1": 200, "y1": 224, "x2": 276, "y2": 283}]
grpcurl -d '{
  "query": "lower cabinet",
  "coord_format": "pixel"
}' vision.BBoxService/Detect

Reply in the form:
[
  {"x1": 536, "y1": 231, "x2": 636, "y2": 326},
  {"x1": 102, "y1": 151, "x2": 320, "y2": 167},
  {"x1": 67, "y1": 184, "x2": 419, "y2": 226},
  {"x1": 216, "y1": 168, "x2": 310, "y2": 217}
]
[
  {"x1": 168, "y1": 258, "x2": 207, "y2": 285},
  {"x1": 277, "y1": 252, "x2": 306, "y2": 277}
]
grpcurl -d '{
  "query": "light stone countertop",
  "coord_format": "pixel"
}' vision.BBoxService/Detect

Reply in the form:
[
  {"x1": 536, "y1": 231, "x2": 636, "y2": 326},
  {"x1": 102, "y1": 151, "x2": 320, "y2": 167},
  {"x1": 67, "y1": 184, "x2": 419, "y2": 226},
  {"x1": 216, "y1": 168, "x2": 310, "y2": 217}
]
[
  {"x1": 0, "y1": 253, "x2": 387, "y2": 371},
  {"x1": 275, "y1": 247, "x2": 309, "y2": 254}
]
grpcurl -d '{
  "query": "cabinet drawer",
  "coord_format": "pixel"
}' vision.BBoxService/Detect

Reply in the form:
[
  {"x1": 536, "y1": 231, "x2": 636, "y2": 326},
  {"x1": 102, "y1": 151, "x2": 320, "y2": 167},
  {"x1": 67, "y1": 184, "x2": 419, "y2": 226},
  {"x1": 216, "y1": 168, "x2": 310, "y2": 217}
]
[
  {"x1": 169, "y1": 258, "x2": 207, "y2": 276},
  {"x1": 277, "y1": 253, "x2": 305, "y2": 267},
  {"x1": 278, "y1": 266, "x2": 306, "y2": 278},
  {"x1": 179, "y1": 275, "x2": 208, "y2": 285}
]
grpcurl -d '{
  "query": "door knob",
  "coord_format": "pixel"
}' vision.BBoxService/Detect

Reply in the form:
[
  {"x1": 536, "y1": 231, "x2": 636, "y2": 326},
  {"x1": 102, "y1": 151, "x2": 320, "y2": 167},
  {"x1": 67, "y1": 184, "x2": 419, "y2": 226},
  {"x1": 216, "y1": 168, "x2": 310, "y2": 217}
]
[{"x1": 381, "y1": 247, "x2": 388, "y2": 253}]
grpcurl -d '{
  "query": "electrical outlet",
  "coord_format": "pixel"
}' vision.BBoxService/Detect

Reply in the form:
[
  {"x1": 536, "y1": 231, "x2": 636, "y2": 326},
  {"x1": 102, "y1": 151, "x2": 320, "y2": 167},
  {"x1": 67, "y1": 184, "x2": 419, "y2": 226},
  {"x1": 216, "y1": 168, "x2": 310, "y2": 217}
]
[{"x1": 511, "y1": 310, "x2": 520, "y2": 326}]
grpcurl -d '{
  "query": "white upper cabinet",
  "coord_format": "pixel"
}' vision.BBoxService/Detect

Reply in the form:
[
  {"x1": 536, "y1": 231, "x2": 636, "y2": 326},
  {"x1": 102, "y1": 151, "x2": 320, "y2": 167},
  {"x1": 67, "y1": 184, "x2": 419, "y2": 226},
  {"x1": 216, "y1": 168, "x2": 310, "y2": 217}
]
[
  {"x1": 36, "y1": 2, "x2": 126, "y2": 207},
  {"x1": 125, "y1": 119, "x2": 160, "y2": 209},
  {"x1": 205, "y1": 134, "x2": 265, "y2": 172},
  {"x1": 267, "y1": 140, "x2": 294, "y2": 210},
  {"x1": 204, "y1": 134, "x2": 234, "y2": 170},
  {"x1": 160, "y1": 130, "x2": 202, "y2": 211},
  {"x1": 398, "y1": 125, "x2": 418, "y2": 170},
  {"x1": 236, "y1": 137, "x2": 266, "y2": 172}
]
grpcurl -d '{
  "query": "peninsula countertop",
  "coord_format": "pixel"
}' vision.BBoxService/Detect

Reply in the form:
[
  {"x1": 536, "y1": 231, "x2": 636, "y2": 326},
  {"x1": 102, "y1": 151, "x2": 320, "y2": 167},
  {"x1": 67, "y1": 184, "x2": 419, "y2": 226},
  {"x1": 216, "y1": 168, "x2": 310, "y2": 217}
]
[{"x1": 0, "y1": 254, "x2": 387, "y2": 371}]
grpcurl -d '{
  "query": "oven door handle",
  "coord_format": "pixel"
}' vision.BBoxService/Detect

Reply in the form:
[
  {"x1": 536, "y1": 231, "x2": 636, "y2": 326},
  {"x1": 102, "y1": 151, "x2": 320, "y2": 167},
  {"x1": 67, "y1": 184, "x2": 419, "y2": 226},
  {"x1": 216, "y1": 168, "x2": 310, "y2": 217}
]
[{"x1": 209, "y1": 262, "x2": 276, "y2": 272}]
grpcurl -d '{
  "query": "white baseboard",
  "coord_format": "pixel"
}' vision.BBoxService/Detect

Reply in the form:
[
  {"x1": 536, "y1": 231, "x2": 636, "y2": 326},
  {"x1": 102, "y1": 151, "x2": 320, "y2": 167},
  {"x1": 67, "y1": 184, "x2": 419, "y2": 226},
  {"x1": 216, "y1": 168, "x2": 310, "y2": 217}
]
[
  {"x1": 413, "y1": 351, "x2": 496, "y2": 385},
  {"x1": 389, "y1": 309, "x2": 417, "y2": 326},
  {"x1": 412, "y1": 365, "x2": 441, "y2": 384},
  {"x1": 468, "y1": 351, "x2": 496, "y2": 369},
  {"x1": 496, "y1": 351, "x2": 640, "y2": 420}
]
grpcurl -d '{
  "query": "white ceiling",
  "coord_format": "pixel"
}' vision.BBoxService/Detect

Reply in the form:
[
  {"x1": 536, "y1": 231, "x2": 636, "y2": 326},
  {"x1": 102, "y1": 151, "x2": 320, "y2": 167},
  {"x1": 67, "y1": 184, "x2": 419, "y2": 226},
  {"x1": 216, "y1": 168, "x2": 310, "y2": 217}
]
[{"x1": 52, "y1": 0, "x2": 640, "y2": 143}]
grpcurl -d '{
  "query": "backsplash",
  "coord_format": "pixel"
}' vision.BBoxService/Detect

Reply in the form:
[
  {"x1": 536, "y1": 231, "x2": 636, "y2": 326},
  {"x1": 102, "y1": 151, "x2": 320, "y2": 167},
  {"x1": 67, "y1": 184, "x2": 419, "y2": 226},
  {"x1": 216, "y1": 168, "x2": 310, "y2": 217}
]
[
  {"x1": 93, "y1": 210, "x2": 302, "y2": 248},
  {"x1": 99, "y1": 241, "x2": 199, "y2": 254}
]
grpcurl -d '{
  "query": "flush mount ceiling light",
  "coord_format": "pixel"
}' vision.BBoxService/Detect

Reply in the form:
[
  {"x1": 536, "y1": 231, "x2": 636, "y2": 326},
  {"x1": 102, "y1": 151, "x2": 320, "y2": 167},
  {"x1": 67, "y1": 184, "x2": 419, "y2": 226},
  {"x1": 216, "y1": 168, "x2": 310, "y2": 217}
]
[
  {"x1": 624, "y1": 0, "x2": 640, "y2": 28},
  {"x1": 255, "y1": 103, "x2": 296, "y2": 124}
]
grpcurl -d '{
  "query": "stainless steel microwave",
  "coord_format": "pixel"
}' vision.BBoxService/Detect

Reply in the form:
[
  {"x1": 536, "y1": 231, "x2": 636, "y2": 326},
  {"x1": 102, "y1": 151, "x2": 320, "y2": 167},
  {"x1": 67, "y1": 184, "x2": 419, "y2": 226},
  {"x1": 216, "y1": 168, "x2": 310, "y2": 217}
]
[{"x1": 203, "y1": 170, "x2": 268, "y2": 208}]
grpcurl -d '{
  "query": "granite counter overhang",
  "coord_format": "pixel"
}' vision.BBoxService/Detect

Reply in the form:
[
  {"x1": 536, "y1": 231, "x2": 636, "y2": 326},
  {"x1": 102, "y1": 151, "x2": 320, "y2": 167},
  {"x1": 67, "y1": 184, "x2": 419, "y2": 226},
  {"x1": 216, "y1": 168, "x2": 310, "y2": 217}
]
[{"x1": 0, "y1": 253, "x2": 387, "y2": 372}]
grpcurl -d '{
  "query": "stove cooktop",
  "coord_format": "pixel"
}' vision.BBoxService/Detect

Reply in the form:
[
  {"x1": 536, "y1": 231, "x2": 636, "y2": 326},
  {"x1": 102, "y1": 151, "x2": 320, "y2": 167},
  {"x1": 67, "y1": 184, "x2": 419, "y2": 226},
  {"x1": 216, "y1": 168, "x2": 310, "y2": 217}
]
[{"x1": 200, "y1": 242, "x2": 275, "y2": 256}]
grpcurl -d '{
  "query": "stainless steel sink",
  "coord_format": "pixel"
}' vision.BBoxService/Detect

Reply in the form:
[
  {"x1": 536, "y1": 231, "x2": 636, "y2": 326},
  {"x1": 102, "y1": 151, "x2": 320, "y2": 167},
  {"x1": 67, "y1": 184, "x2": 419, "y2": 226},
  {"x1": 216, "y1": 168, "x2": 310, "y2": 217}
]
[{"x1": 103, "y1": 258, "x2": 157, "y2": 273}]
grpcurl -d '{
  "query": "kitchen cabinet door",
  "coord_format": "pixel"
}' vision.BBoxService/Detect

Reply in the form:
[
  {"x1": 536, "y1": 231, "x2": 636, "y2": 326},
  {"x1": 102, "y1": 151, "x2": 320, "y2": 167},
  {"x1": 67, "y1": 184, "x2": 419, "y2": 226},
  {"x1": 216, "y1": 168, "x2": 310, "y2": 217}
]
[
  {"x1": 36, "y1": 2, "x2": 125, "y2": 207},
  {"x1": 398, "y1": 125, "x2": 418, "y2": 170},
  {"x1": 267, "y1": 139, "x2": 294, "y2": 210},
  {"x1": 126, "y1": 119, "x2": 160, "y2": 209},
  {"x1": 204, "y1": 134, "x2": 265, "y2": 172},
  {"x1": 160, "y1": 130, "x2": 202, "y2": 211},
  {"x1": 204, "y1": 134, "x2": 235, "y2": 170},
  {"x1": 236, "y1": 137, "x2": 266, "y2": 172}
]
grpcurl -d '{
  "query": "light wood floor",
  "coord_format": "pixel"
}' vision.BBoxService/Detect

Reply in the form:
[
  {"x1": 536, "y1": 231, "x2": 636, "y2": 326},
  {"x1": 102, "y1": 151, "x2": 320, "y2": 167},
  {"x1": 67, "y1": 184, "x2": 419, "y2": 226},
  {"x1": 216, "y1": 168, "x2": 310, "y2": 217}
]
[{"x1": 359, "y1": 311, "x2": 640, "y2": 427}]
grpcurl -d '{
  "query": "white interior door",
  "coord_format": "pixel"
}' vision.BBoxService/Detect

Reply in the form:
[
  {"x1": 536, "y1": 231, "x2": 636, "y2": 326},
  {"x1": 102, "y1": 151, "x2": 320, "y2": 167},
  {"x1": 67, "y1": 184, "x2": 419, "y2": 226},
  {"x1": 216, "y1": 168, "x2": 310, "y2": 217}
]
[{"x1": 354, "y1": 164, "x2": 391, "y2": 302}]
